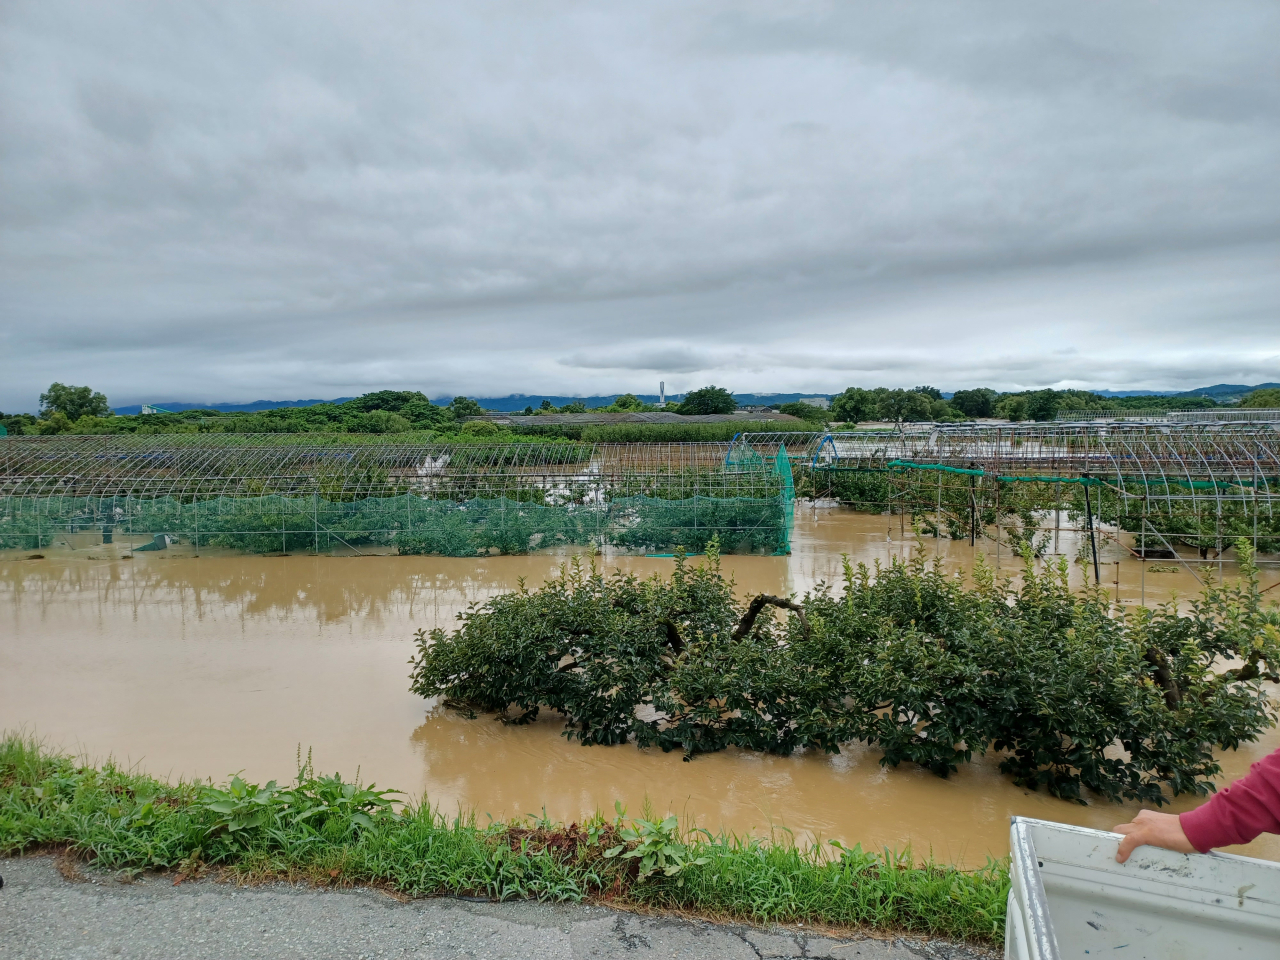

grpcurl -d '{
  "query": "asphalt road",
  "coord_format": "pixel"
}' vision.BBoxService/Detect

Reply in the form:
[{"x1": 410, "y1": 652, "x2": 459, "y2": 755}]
[{"x1": 0, "y1": 856, "x2": 993, "y2": 960}]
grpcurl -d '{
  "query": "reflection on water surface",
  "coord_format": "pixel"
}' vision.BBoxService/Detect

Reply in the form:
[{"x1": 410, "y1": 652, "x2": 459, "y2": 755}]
[{"x1": 3, "y1": 508, "x2": 1278, "y2": 866}]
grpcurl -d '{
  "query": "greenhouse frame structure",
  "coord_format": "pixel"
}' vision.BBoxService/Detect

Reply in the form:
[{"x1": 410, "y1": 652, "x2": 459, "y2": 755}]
[
  {"x1": 0, "y1": 435, "x2": 794, "y2": 557},
  {"x1": 736, "y1": 421, "x2": 1280, "y2": 578}
]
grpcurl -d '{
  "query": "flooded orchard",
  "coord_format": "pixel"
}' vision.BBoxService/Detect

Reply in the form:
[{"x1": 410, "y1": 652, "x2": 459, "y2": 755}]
[{"x1": 3, "y1": 508, "x2": 1279, "y2": 868}]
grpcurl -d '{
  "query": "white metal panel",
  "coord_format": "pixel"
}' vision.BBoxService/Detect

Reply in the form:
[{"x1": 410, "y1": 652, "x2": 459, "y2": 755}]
[{"x1": 1008, "y1": 817, "x2": 1280, "y2": 960}]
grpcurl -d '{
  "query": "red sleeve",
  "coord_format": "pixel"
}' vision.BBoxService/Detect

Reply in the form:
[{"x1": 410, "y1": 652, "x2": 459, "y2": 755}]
[{"x1": 1180, "y1": 747, "x2": 1280, "y2": 853}]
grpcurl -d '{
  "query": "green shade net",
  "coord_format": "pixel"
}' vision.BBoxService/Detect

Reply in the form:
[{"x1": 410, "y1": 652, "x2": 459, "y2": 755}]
[{"x1": 2, "y1": 485, "x2": 795, "y2": 557}]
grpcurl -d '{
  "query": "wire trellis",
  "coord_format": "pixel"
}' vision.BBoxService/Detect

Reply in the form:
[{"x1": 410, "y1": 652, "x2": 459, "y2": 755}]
[
  {"x1": 737, "y1": 423, "x2": 1280, "y2": 575},
  {"x1": 0, "y1": 436, "x2": 794, "y2": 557}
]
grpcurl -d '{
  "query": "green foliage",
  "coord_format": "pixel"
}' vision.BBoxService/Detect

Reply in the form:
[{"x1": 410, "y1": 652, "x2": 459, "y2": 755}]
[
  {"x1": 411, "y1": 541, "x2": 1280, "y2": 804},
  {"x1": 35, "y1": 411, "x2": 76, "y2": 434},
  {"x1": 345, "y1": 410, "x2": 412, "y2": 434},
  {"x1": 0, "y1": 734, "x2": 1008, "y2": 942},
  {"x1": 828, "y1": 388, "x2": 962, "y2": 424},
  {"x1": 1241, "y1": 388, "x2": 1280, "y2": 408},
  {"x1": 198, "y1": 776, "x2": 282, "y2": 836},
  {"x1": 39, "y1": 382, "x2": 112, "y2": 421},
  {"x1": 949, "y1": 389, "x2": 996, "y2": 418},
  {"x1": 677, "y1": 386, "x2": 737, "y2": 415},
  {"x1": 341, "y1": 391, "x2": 425, "y2": 414},
  {"x1": 461, "y1": 420, "x2": 501, "y2": 436},
  {"x1": 448, "y1": 396, "x2": 486, "y2": 418},
  {"x1": 1, "y1": 412, "x2": 38, "y2": 436},
  {"x1": 609, "y1": 393, "x2": 645, "y2": 411},
  {"x1": 1024, "y1": 389, "x2": 1060, "y2": 422},
  {"x1": 995, "y1": 395, "x2": 1028, "y2": 421},
  {"x1": 2, "y1": 485, "x2": 789, "y2": 556},
  {"x1": 604, "y1": 805, "x2": 710, "y2": 881},
  {"x1": 578, "y1": 423, "x2": 814, "y2": 443},
  {"x1": 830, "y1": 388, "x2": 877, "y2": 423},
  {"x1": 777, "y1": 401, "x2": 829, "y2": 424},
  {"x1": 1076, "y1": 483, "x2": 1280, "y2": 555}
]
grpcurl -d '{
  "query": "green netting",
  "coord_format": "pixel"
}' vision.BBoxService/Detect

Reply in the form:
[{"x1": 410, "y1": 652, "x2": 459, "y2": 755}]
[
  {"x1": 0, "y1": 489, "x2": 793, "y2": 556},
  {"x1": 776, "y1": 445, "x2": 794, "y2": 553}
]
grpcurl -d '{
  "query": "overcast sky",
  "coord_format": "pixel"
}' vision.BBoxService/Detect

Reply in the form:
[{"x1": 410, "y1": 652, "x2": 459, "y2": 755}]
[{"x1": 2, "y1": 2, "x2": 1278, "y2": 411}]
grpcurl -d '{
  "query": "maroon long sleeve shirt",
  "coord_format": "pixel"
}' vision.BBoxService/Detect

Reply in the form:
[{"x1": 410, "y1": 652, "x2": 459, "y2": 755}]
[{"x1": 1180, "y1": 747, "x2": 1280, "y2": 852}]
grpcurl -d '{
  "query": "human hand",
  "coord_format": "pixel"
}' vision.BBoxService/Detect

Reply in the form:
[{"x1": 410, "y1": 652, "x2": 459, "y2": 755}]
[{"x1": 1112, "y1": 809, "x2": 1196, "y2": 863}]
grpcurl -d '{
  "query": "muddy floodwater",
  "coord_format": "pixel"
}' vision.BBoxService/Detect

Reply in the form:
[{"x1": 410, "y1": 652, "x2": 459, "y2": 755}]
[{"x1": 4, "y1": 508, "x2": 1279, "y2": 867}]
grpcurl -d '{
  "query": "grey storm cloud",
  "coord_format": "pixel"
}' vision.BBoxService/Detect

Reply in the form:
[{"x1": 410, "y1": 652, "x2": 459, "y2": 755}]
[{"x1": 1, "y1": 1, "x2": 1278, "y2": 410}]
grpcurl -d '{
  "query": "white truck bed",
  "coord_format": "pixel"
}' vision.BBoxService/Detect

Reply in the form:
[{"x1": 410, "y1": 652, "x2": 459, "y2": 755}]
[{"x1": 1005, "y1": 816, "x2": 1280, "y2": 959}]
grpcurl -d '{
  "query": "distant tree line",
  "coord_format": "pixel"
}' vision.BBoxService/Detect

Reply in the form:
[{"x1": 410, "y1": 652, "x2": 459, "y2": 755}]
[
  {"x1": 826, "y1": 385, "x2": 1227, "y2": 424},
  {"x1": 1, "y1": 386, "x2": 504, "y2": 438},
  {"x1": 3, "y1": 381, "x2": 1272, "y2": 438},
  {"x1": 522, "y1": 393, "x2": 660, "y2": 416}
]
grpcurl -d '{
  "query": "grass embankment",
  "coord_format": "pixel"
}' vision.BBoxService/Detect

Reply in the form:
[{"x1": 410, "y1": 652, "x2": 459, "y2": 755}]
[{"x1": 0, "y1": 735, "x2": 1008, "y2": 944}]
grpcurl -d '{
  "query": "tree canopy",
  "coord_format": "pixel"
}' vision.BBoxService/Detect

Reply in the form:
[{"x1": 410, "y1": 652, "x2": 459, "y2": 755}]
[
  {"x1": 447, "y1": 396, "x2": 486, "y2": 419},
  {"x1": 949, "y1": 388, "x2": 996, "y2": 418},
  {"x1": 410, "y1": 541, "x2": 1280, "y2": 805},
  {"x1": 39, "y1": 383, "x2": 112, "y2": 421},
  {"x1": 1241, "y1": 388, "x2": 1280, "y2": 408},
  {"x1": 677, "y1": 385, "x2": 736, "y2": 415}
]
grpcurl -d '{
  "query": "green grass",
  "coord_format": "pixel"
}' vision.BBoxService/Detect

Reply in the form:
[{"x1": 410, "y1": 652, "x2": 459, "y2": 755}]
[{"x1": 0, "y1": 734, "x2": 1008, "y2": 943}]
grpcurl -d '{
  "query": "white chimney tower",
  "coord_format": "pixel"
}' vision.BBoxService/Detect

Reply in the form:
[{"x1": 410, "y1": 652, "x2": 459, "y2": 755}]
[{"x1": 659, "y1": 381, "x2": 666, "y2": 408}]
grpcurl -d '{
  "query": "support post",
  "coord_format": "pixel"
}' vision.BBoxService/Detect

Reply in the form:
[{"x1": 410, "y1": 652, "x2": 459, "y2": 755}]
[
  {"x1": 1054, "y1": 481, "x2": 1061, "y2": 554},
  {"x1": 1140, "y1": 497, "x2": 1146, "y2": 607},
  {"x1": 1083, "y1": 477, "x2": 1100, "y2": 585},
  {"x1": 995, "y1": 479, "x2": 1001, "y2": 574},
  {"x1": 968, "y1": 467, "x2": 977, "y2": 547}
]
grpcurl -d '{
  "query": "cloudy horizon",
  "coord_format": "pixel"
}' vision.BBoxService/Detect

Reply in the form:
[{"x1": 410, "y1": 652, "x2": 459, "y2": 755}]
[{"x1": 3, "y1": 2, "x2": 1278, "y2": 412}]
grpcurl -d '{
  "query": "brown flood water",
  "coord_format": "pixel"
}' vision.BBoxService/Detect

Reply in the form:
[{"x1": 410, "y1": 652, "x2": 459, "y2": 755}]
[{"x1": 3, "y1": 508, "x2": 1279, "y2": 867}]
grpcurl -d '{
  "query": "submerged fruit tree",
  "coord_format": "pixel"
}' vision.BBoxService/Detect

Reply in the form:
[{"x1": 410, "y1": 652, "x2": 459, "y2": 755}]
[{"x1": 409, "y1": 540, "x2": 1280, "y2": 805}]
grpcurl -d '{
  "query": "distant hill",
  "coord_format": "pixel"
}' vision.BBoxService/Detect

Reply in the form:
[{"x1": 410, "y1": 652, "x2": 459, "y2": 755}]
[
  {"x1": 1172, "y1": 382, "x2": 1280, "y2": 400},
  {"x1": 1087, "y1": 389, "x2": 1177, "y2": 397}
]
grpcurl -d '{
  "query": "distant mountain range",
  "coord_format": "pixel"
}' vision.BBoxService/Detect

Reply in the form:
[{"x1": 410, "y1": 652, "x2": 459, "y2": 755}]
[
  {"x1": 111, "y1": 383, "x2": 1278, "y2": 416},
  {"x1": 1170, "y1": 382, "x2": 1279, "y2": 398}
]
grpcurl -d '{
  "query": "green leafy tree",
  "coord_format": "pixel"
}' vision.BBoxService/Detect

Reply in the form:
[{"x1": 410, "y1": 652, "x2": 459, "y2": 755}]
[
  {"x1": 912, "y1": 385, "x2": 943, "y2": 401},
  {"x1": 448, "y1": 396, "x2": 486, "y2": 418},
  {"x1": 830, "y1": 388, "x2": 876, "y2": 423},
  {"x1": 1241, "y1": 388, "x2": 1280, "y2": 408},
  {"x1": 410, "y1": 543, "x2": 1280, "y2": 805},
  {"x1": 876, "y1": 389, "x2": 933, "y2": 422},
  {"x1": 996, "y1": 395, "x2": 1029, "y2": 421},
  {"x1": 345, "y1": 410, "x2": 412, "y2": 434},
  {"x1": 677, "y1": 386, "x2": 736, "y2": 415},
  {"x1": 949, "y1": 388, "x2": 996, "y2": 418},
  {"x1": 342, "y1": 390, "x2": 424, "y2": 414},
  {"x1": 396, "y1": 397, "x2": 451, "y2": 428},
  {"x1": 1, "y1": 412, "x2": 38, "y2": 435},
  {"x1": 39, "y1": 383, "x2": 112, "y2": 420},
  {"x1": 612, "y1": 393, "x2": 643, "y2": 411},
  {"x1": 1025, "y1": 389, "x2": 1061, "y2": 422},
  {"x1": 928, "y1": 399, "x2": 961, "y2": 421},
  {"x1": 35, "y1": 411, "x2": 76, "y2": 434}
]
